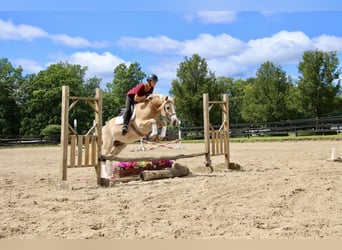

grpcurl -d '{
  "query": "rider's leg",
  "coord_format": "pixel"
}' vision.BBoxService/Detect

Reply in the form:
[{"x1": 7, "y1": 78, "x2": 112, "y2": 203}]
[{"x1": 122, "y1": 96, "x2": 133, "y2": 135}]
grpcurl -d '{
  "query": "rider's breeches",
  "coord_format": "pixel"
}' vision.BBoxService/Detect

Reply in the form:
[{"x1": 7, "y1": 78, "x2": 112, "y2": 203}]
[{"x1": 123, "y1": 96, "x2": 135, "y2": 126}]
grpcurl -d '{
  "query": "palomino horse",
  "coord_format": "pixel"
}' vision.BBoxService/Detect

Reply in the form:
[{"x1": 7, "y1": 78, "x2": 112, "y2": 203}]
[{"x1": 102, "y1": 94, "x2": 179, "y2": 156}]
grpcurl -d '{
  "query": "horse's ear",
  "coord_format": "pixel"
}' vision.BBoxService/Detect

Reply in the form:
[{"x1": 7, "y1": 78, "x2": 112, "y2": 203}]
[{"x1": 165, "y1": 96, "x2": 169, "y2": 101}]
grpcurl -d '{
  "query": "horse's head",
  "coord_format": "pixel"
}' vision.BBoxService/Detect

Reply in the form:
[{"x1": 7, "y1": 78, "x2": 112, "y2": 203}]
[{"x1": 150, "y1": 94, "x2": 179, "y2": 126}]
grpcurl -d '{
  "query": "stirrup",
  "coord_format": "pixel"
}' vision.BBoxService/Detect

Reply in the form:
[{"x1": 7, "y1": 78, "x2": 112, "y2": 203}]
[{"x1": 122, "y1": 125, "x2": 128, "y2": 135}]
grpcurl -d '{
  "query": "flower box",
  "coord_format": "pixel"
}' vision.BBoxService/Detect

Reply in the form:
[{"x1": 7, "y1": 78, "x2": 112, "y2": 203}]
[{"x1": 112, "y1": 160, "x2": 173, "y2": 178}]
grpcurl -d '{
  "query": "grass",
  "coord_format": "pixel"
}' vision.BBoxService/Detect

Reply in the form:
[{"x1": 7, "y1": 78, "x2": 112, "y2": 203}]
[
  {"x1": 178, "y1": 133, "x2": 342, "y2": 143},
  {"x1": 229, "y1": 133, "x2": 342, "y2": 142}
]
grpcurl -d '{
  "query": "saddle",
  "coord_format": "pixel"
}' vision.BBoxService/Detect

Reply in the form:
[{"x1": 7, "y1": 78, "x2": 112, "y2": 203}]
[{"x1": 115, "y1": 106, "x2": 137, "y2": 125}]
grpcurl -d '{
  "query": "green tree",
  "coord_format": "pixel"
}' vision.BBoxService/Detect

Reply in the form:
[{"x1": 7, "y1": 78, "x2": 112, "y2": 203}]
[
  {"x1": 284, "y1": 77, "x2": 305, "y2": 119},
  {"x1": 216, "y1": 77, "x2": 247, "y2": 124},
  {"x1": 241, "y1": 61, "x2": 292, "y2": 123},
  {"x1": 83, "y1": 76, "x2": 101, "y2": 96},
  {"x1": 20, "y1": 62, "x2": 90, "y2": 135},
  {"x1": 103, "y1": 62, "x2": 145, "y2": 122},
  {"x1": 298, "y1": 50, "x2": 341, "y2": 119},
  {"x1": 71, "y1": 76, "x2": 102, "y2": 134},
  {"x1": 0, "y1": 58, "x2": 23, "y2": 136},
  {"x1": 169, "y1": 54, "x2": 218, "y2": 126}
]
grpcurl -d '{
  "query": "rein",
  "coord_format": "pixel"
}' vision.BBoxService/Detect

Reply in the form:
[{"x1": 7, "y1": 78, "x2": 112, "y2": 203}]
[{"x1": 157, "y1": 99, "x2": 176, "y2": 120}]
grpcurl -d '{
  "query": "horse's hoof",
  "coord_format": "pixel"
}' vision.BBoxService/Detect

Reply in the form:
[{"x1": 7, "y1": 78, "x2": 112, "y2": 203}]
[{"x1": 149, "y1": 135, "x2": 158, "y2": 141}]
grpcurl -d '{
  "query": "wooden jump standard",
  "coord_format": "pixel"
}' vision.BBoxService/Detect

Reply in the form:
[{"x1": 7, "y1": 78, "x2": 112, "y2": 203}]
[
  {"x1": 203, "y1": 93, "x2": 230, "y2": 170},
  {"x1": 60, "y1": 86, "x2": 230, "y2": 186},
  {"x1": 60, "y1": 86, "x2": 102, "y2": 184}
]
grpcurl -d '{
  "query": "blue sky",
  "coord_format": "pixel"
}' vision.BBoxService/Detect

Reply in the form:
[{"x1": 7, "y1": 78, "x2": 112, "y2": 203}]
[{"x1": 1, "y1": 0, "x2": 342, "y2": 95}]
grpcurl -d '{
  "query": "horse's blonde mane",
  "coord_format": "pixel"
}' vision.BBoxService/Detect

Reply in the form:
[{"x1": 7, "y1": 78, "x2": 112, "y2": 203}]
[
  {"x1": 151, "y1": 93, "x2": 164, "y2": 98},
  {"x1": 151, "y1": 93, "x2": 174, "y2": 101}
]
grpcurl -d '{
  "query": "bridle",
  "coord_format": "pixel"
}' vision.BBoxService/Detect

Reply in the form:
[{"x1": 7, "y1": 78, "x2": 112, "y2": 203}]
[
  {"x1": 157, "y1": 98, "x2": 177, "y2": 122},
  {"x1": 130, "y1": 95, "x2": 178, "y2": 137}
]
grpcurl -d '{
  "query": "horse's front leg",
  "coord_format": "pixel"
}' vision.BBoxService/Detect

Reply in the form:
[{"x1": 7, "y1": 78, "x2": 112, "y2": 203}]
[
  {"x1": 151, "y1": 122, "x2": 158, "y2": 136},
  {"x1": 156, "y1": 117, "x2": 168, "y2": 141},
  {"x1": 140, "y1": 118, "x2": 158, "y2": 136},
  {"x1": 160, "y1": 126, "x2": 167, "y2": 137},
  {"x1": 158, "y1": 118, "x2": 168, "y2": 137}
]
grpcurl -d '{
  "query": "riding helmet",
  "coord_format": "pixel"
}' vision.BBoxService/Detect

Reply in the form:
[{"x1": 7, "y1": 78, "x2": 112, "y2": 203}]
[{"x1": 147, "y1": 74, "x2": 158, "y2": 82}]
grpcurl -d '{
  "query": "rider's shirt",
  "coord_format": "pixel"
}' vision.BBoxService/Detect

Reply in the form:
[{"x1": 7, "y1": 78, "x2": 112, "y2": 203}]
[{"x1": 127, "y1": 83, "x2": 154, "y2": 98}]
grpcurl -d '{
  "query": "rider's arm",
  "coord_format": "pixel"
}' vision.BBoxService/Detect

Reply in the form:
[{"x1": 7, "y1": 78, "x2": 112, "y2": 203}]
[
  {"x1": 134, "y1": 94, "x2": 147, "y2": 102},
  {"x1": 134, "y1": 83, "x2": 152, "y2": 102}
]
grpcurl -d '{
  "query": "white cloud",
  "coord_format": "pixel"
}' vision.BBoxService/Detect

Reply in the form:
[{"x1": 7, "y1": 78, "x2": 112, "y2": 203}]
[
  {"x1": 0, "y1": 19, "x2": 107, "y2": 48},
  {"x1": 204, "y1": 31, "x2": 342, "y2": 78},
  {"x1": 65, "y1": 51, "x2": 127, "y2": 83},
  {"x1": 203, "y1": 31, "x2": 315, "y2": 78},
  {"x1": 13, "y1": 58, "x2": 45, "y2": 73},
  {"x1": 196, "y1": 11, "x2": 237, "y2": 23},
  {"x1": 123, "y1": 30, "x2": 342, "y2": 84},
  {"x1": 312, "y1": 34, "x2": 342, "y2": 52},
  {"x1": 207, "y1": 58, "x2": 248, "y2": 77},
  {"x1": 50, "y1": 34, "x2": 107, "y2": 48},
  {"x1": 237, "y1": 31, "x2": 314, "y2": 65},
  {"x1": 118, "y1": 35, "x2": 182, "y2": 52},
  {"x1": 17, "y1": 30, "x2": 342, "y2": 91},
  {"x1": 181, "y1": 33, "x2": 245, "y2": 58},
  {"x1": 8, "y1": 23, "x2": 342, "y2": 95},
  {"x1": 147, "y1": 58, "x2": 181, "y2": 94},
  {"x1": 50, "y1": 34, "x2": 92, "y2": 47},
  {"x1": 118, "y1": 33, "x2": 245, "y2": 58},
  {"x1": 184, "y1": 11, "x2": 237, "y2": 23},
  {"x1": 13, "y1": 51, "x2": 127, "y2": 87},
  {"x1": 0, "y1": 19, "x2": 48, "y2": 40}
]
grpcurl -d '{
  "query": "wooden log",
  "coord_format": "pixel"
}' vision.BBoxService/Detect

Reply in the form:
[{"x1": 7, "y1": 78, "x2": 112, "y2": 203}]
[
  {"x1": 139, "y1": 163, "x2": 189, "y2": 181},
  {"x1": 111, "y1": 176, "x2": 141, "y2": 183}
]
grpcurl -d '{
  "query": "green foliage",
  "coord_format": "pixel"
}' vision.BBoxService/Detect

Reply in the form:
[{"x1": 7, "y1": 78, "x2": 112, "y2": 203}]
[
  {"x1": 295, "y1": 130, "x2": 337, "y2": 136},
  {"x1": 41, "y1": 124, "x2": 61, "y2": 142},
  {"x1": 217, "y1": 77, "x2": 247, "y2": 124},
  {"x1": 169, "y1": 54, "x2": 218, "y2": 126},
  {"x1": 241, "y1": 61, "x2": 293, "y2": 123},
  {"x1": 18, "y1": 62, "x2": 88, "y2": 135},
  {"x1": 0, "y1": 58, "x2": 23, "y2": 136},
  {"x1": 103, "y1": 62, "x2": 145, "y2": 121},
  {"x1": 284, "y1": 78, "x2": 307, "y2": 119},
  {"x1": 70, "y1": 77, "x2": 101, "y2": 134},
  {"x1": 298, "y1": 50, "x2": 341, "y2": 119}
]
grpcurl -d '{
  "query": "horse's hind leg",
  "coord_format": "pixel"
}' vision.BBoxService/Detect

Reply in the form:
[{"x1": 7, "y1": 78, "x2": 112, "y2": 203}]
[
  {"x1": 101, "y1": 121, "x2": 115, "y2": 156},
  {"x1": 102, "y1": 138, "x2": 113, "y2": 156}
]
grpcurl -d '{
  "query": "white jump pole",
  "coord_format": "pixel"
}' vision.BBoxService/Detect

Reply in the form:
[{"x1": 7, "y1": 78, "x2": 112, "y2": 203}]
[
  {"x1": 138, "y1": 138, "x2": 147, "y2": 151},
  {"x1": 175, "y1": 120, "x2": 184, "y2": 150},
  {"x1": 74, "y1": 119, "x2": 78, "y2": 155}
]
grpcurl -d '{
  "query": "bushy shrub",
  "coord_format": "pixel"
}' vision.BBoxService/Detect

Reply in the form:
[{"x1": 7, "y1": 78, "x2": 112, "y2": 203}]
[{"x1": 41, "y1": 124, "x2": 61, "y2": 143}]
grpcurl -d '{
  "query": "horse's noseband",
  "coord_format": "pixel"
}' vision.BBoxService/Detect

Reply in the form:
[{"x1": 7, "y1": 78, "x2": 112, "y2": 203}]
[{"x1": 158, "y1": 100, "x2": 176, "y2": 121}]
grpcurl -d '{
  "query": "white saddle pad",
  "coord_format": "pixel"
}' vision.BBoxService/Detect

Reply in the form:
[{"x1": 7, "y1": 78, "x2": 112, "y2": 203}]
[
  {"x1": 115, "y1": 107, "x2": 136, "y2": 125},
  {"x1": 115, "y1": 116, "x2": 124, "y2": 125}
]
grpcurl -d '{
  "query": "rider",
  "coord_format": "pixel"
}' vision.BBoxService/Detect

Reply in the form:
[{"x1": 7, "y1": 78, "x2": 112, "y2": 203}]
[{"x1": 121, "y1": 73, "x2": 158, "y2": 135}]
